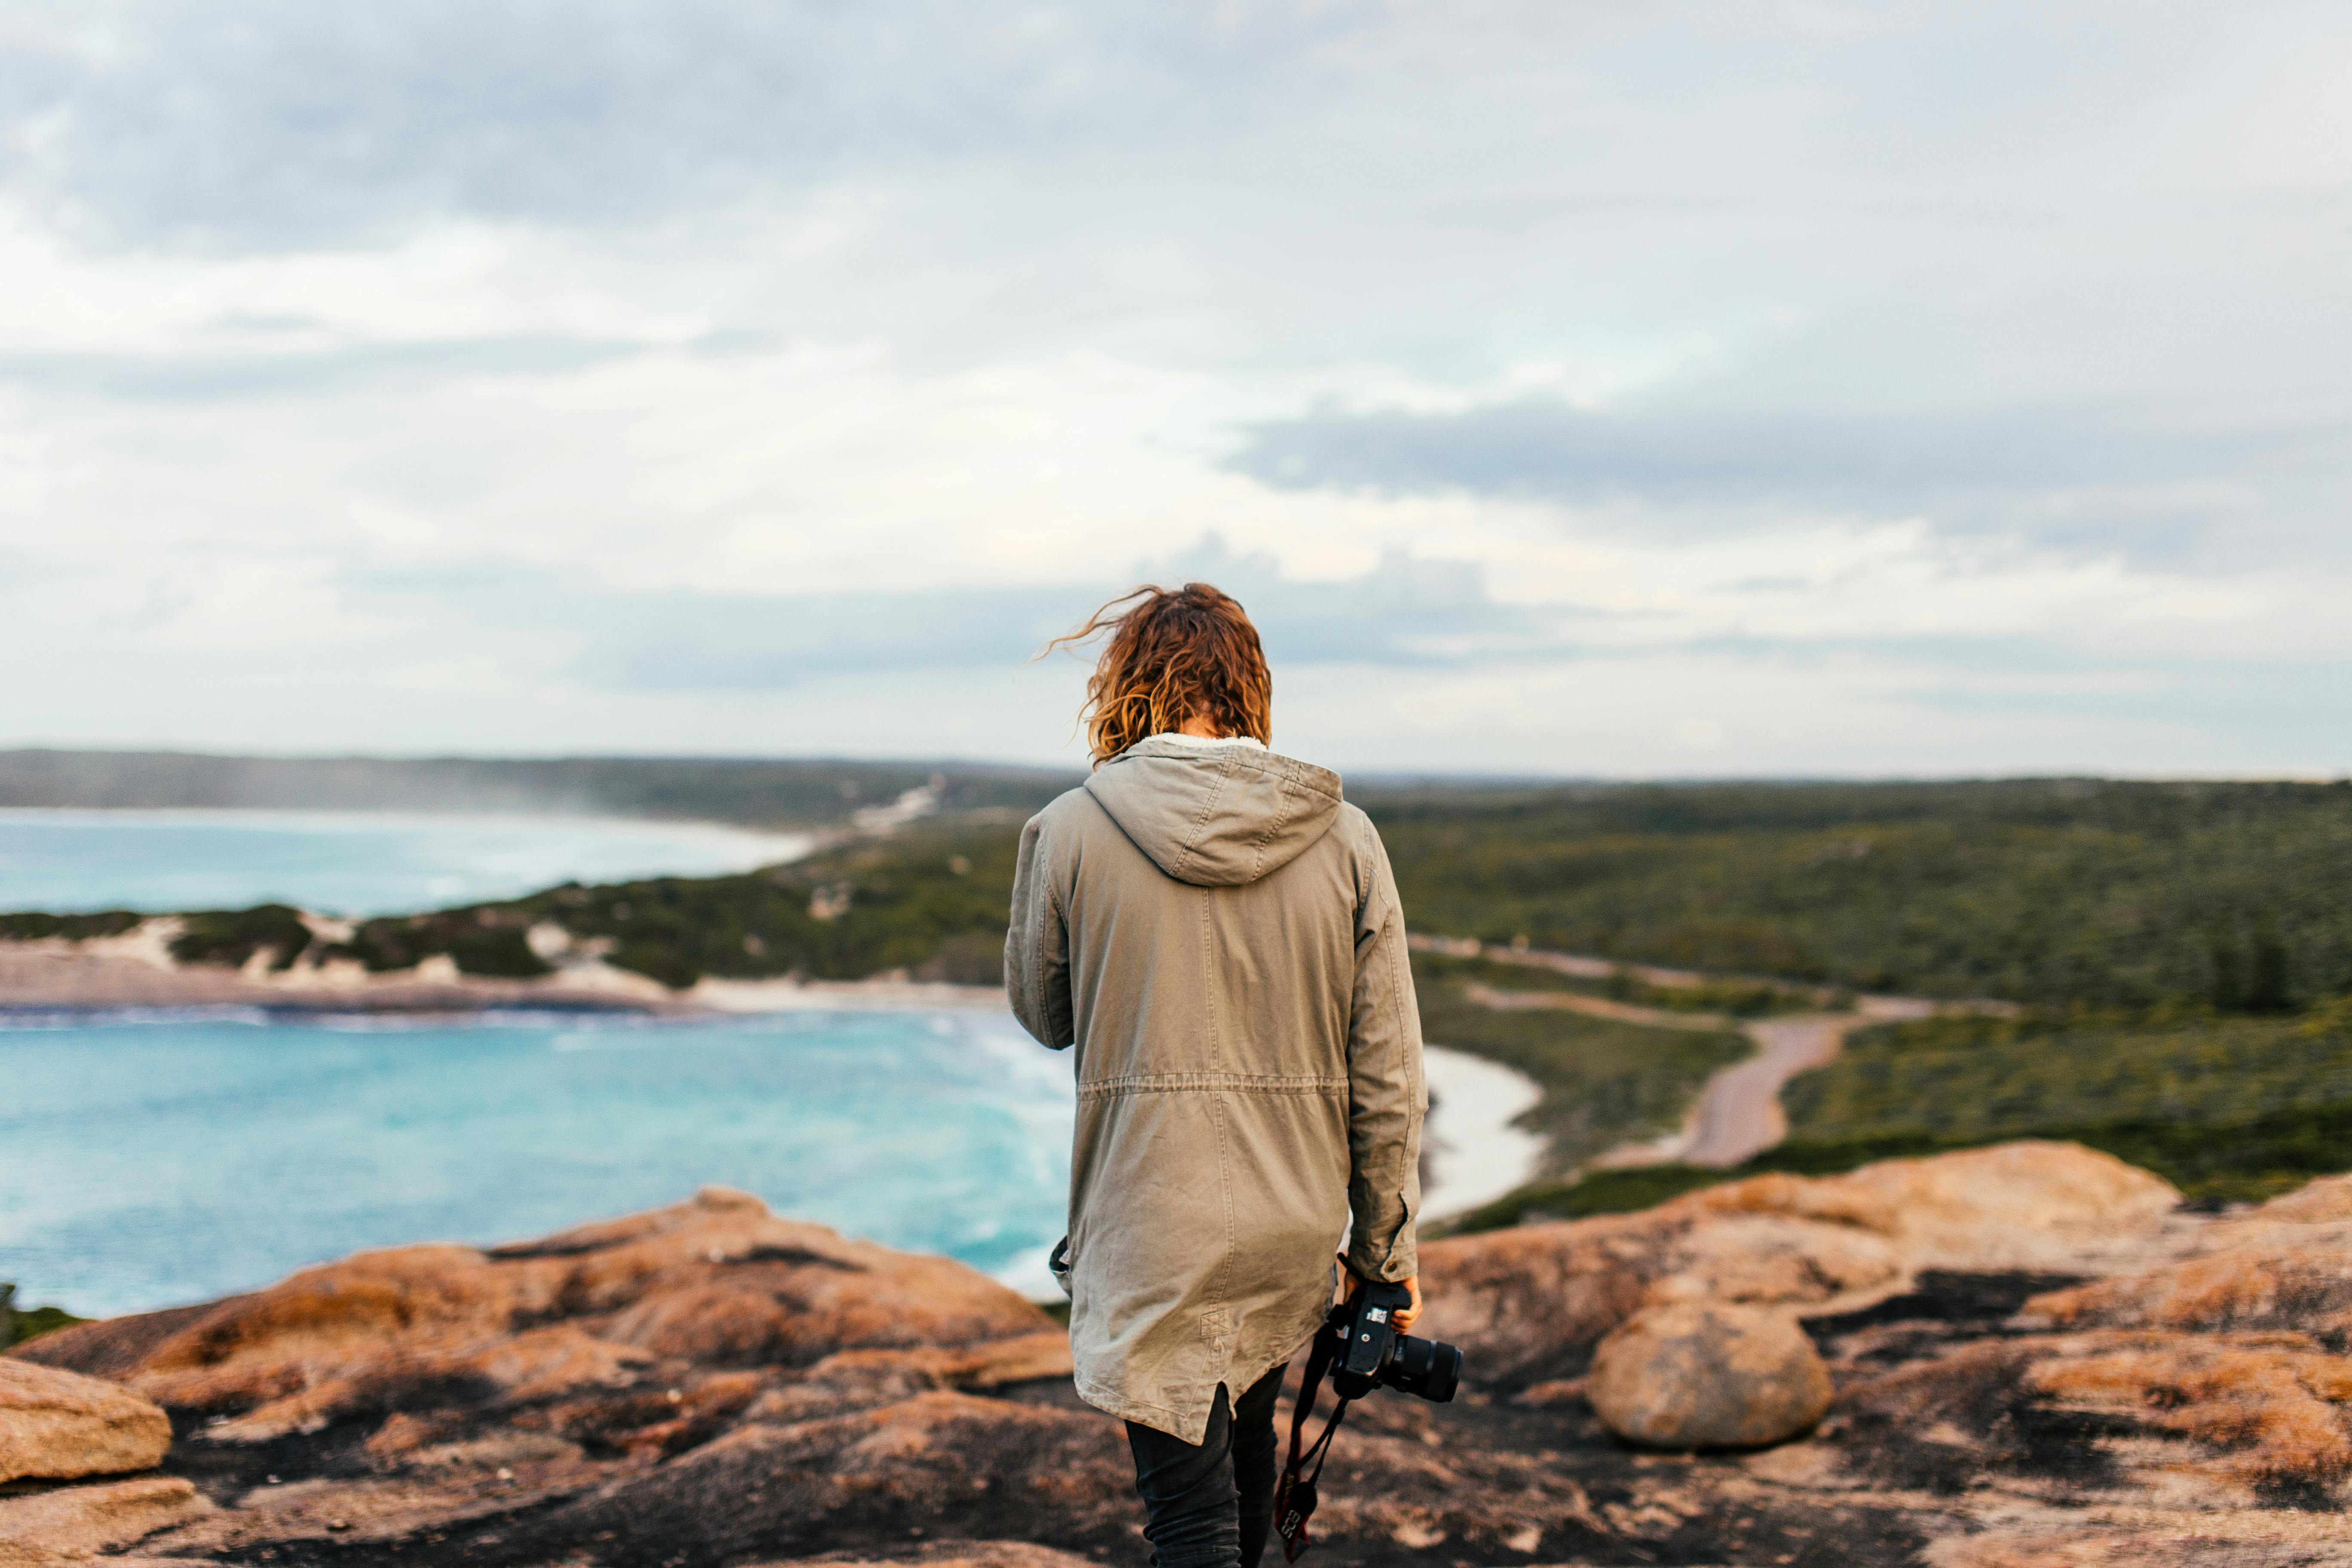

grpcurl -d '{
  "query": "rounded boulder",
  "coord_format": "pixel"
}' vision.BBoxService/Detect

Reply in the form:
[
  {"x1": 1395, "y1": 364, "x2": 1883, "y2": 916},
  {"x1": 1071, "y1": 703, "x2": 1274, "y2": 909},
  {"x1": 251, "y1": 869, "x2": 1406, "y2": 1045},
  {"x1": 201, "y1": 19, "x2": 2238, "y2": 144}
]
[
  {"x1": 0, "y1": 1357, "x2": 174, "y2": 1483},
  {"x1": 1586, "y1": 1302, "x2": 1831, "y2": 1449}
]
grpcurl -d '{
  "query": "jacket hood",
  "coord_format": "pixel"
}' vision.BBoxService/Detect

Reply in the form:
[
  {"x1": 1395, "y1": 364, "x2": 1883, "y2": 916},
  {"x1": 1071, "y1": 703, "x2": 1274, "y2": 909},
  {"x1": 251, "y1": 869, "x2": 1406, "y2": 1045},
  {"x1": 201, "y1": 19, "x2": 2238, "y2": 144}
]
[{"x1": 1082, "y1": 738, "x2": 1344, "y2": 887}]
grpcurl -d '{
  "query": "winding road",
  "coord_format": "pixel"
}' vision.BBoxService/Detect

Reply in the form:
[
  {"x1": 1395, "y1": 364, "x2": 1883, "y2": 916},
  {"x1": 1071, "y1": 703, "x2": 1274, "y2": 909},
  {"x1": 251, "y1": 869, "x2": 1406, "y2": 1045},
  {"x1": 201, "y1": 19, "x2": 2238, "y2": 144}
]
[
  {"x1": 1426, "y1": 935, "x2": 1996, "y2": 1172},
  {"x1": 1671, "y1": 1001, "x2": 1935, "y2": 1166}
]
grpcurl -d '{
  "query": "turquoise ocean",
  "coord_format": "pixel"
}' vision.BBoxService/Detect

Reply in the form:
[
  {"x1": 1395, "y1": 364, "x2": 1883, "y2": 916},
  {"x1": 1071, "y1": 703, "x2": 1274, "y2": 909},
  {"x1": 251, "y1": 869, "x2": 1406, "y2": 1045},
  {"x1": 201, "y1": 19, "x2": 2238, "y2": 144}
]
[
  {"x1": 0, "y1": 807, "x2": 812, "y2": 916},
  {"x1": 0, "y1": 812, "x2": 1075, "y2": 1320}
]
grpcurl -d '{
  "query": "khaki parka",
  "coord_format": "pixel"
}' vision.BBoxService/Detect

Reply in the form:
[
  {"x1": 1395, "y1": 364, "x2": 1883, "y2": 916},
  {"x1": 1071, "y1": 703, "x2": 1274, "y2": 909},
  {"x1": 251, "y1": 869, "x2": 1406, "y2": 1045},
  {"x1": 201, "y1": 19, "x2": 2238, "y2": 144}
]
[{"x1": 1005, "y1": 735, "x2": 1426, "y2": 1442}]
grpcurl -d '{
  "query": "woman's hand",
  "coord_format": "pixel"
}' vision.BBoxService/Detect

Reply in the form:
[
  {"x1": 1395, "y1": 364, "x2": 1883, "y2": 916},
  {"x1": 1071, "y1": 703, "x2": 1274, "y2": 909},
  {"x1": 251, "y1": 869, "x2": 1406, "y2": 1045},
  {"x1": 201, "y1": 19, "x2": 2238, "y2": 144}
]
[
  {"x1": 1337, "y1": 1255, "x2": 1425, "y2": 1332},
  {"x1": 1393, "y1": 1274, "x2": 1424, "y2": 1333}
]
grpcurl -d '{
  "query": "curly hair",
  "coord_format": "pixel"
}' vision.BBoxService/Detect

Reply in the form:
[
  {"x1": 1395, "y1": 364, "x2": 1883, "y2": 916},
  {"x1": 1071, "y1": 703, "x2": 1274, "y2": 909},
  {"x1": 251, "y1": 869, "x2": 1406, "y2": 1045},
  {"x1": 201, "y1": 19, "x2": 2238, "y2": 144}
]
[{"x1": 1044, "y1": 582, "x2": 1272, "y2": 765}]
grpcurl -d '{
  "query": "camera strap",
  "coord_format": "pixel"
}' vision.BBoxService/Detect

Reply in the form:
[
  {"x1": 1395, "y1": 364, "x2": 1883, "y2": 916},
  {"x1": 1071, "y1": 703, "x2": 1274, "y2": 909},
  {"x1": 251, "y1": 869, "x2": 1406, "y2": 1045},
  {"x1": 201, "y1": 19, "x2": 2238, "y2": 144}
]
[{"x1": 1273, "y1": 1322, "x2": 1352, "y2": 1562}]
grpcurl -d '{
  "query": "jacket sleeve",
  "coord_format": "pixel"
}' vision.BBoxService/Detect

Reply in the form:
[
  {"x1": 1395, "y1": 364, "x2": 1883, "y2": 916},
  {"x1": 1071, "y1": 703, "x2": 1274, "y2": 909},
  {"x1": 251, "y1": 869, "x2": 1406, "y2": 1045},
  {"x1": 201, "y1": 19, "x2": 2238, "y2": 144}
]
[
  {"x1": 1344, "y1": 815, "x2": 1425, "y2": 1282},
  {"x1": 1005, "y1": 812, "x2": 1075, "y2": 1050}
]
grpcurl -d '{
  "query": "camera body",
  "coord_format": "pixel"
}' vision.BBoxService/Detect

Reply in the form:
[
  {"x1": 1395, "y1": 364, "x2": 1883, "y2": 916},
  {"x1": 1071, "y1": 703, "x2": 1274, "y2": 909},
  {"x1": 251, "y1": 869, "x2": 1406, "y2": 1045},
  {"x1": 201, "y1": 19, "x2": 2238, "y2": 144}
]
[
  {"x1": 1326, "y1": 1278, "x2": 1460, "y2": 1403},
  {"x1": 1276, "y1": 1278, "x2": 1464, "y2": 1559}
]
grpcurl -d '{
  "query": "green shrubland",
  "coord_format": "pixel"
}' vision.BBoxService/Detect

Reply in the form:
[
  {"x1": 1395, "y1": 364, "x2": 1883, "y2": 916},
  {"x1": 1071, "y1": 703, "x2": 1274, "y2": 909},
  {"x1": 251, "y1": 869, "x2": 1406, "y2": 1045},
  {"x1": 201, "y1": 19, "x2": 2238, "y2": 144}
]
[
  {"x1": 1441, "y1": 950, "x2": 1829, "y2": 1017},
  {"x1": 1412, "y1": 954, "x2": 1749, "y2": 1176},
  {"x1": 1362, "y1": 778, "x2": 2352, "y2": 1010},
  {"x1": 298, "y1": 817, "x2": 1029, "y2": 988},
  {"x1": 0, "y1": 910, "x2": 143, "y2": 942},
  {"x1": 1784, "y1": 1001, "x2": 2352, "y2": 1144},
  {"x1": 493, "y1": 816, "x2": 1026, "y2": 987},
  {"x1": 170, "y1": 904, "x2": 315, "y2": 969},
  {"x1": 23, "y1": 778, "x2": 2352, "y2": 1014},
  {"x1": 0, "y1": 1283, "x2": 86, "y2": 1349},
  {"x1": 1447, "y1": 1001, "x2": 2352, "y2": 1228}
]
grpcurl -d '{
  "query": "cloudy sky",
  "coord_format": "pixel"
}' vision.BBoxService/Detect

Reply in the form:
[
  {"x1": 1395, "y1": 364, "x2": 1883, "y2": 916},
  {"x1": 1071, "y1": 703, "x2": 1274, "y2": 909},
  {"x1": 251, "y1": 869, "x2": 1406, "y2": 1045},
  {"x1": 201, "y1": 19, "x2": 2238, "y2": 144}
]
[{"x1": 2, "y1": 1, "x2": 2347, "y2": 776}]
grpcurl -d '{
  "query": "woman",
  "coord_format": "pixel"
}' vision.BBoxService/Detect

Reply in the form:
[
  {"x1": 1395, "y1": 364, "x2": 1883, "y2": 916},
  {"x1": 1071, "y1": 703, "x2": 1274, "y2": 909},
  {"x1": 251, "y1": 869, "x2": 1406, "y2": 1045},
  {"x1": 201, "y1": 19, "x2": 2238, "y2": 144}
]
[{"x1": 1006, "y1": 582, "x2": 1427, "y2": 1568}]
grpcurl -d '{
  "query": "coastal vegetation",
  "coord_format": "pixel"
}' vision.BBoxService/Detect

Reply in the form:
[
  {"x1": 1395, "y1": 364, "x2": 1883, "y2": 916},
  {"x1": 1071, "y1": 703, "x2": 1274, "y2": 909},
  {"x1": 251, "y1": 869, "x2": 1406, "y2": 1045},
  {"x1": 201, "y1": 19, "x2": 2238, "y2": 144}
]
[
  {"x1": 16, "y1": 777, "x2": 2351, "y2": 1015},
  {"x1": 1413, "y1": 953, "x2": 1749, "y2": 1174},
  {"x1": 228, "y1": 816, "x2": 1033, "y2": 989},
  {"x1": 1443, "y1": 948, "x2": 1831, "y2": 1018},
  {"x1": 169, "y1": 904, "x2": 316, "y2": 969},
  {"x1": 0, "y1": 1282, "x2": 85, "y2": 1349},
  {"x1": 1784, "y1": 1001, "x2": 2352, "y2": 1145},
  {"x1": 0, "y1": 910, "x2": 141, "y2": 942},
  {"x1": 1363, "y1": 778, "x2": 2352, "y2": 1010},
  {"x1": 488, "y1": 815, "x2": 1026, "y2": 988},
  {"x1": 1446, "y1": 999, "x2": 2352, "y2": 1228}
]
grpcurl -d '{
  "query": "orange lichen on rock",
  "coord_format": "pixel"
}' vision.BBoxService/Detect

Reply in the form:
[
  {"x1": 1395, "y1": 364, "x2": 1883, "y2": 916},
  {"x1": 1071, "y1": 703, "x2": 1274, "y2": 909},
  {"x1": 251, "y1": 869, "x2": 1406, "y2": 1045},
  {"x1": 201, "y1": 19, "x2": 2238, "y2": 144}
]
[
  {"x1": 2024, "y1": 1246, "x2": 2352, "y2": 1345},
  {"x1": 16, "y1": 1185, "x2": 1053, "y2": 1440},
  {"x1": 1421, "y1": 1141, "x2": 2179, "y2": 1387},
  {"x1": 2027, "y1": 1334, "x2": 2352, "y2": 1488},
  {"x1": 2022, "y1": 1177, "x2": 2352, "y2": 1350}
]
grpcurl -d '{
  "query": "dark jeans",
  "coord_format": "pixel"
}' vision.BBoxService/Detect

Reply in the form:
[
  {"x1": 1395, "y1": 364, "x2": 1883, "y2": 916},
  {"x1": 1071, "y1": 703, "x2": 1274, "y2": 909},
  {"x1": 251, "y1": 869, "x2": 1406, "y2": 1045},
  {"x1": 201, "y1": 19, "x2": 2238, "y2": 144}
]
[{"x1": 1124, "y1": 1363, "x2": 1289, "y2": 1568}]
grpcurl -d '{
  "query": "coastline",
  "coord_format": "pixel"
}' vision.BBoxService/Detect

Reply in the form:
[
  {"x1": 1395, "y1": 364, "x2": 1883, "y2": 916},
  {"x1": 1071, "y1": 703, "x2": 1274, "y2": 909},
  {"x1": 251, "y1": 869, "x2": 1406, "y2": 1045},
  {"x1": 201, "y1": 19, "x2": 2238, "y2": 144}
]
[
  {"x1": 0, "y1": 929, "x2": 1010, "y2": 1018},
  {"x1": 7, "y1": 925, "x2": 1544, "y2": 1310},
  {"x1": 1420, "y1": 1044, "x2": 1544, "y2": 1217}
]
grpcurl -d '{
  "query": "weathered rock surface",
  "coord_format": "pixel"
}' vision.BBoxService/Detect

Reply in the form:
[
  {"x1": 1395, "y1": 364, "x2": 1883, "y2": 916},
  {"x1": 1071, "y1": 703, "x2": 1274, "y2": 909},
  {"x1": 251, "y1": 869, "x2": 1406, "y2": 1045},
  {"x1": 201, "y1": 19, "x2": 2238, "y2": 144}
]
[
  {"x1": 0, "y1": 1357, "x2": 172, "y2": 1481},
  {"x1": 0, "y1": 1474, "x2": 212, "y2": 1567},
  {"x1": 1416, "y1": 1140, "x2": 2180, "y2": 1387},
  {"x1": 1587, "y1": 1302, "x2": 1832, "y2": 1449},
  {"x1": 20, "y1": 1184, "x2": 1055, "y2": 1445},
  {"x1": 9, "y1": 1146, "x2": 2352, "y2": 1567}
]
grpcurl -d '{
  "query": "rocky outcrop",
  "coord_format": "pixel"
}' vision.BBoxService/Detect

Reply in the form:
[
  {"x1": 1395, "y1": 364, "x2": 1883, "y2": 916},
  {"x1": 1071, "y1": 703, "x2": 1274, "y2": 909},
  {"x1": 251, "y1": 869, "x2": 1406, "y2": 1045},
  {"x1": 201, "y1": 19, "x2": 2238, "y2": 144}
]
[
  {"x1": 21, "y1": 1186, "x2": 1057, "y2": 1438},
  {"x1": 11, "y1": 1147, "x2": 2352, "y2": 1567},
  {"x1": 1816, "y1": 1173, "x2": 2352, "y2": 1565},
  {"x1": 1586, "y1": 1303, "x2": 1831, "y2": 1449},
  {"x1": 0, "y1": 1358, "x2": 172, "y2": 1482},
  {"x1": 10, "y1": 1187, "x2": 1086, "y2": 1565},
  {"x1": 0, "y1": 1358, "x2": 190, "y2": 1565},
  {"x1": 1417, "y1": 1140, "x2": 2180, "y2": 1387},
  {"x1": 0, "y1": 1474, "x2": 212, "y2": 1568}
]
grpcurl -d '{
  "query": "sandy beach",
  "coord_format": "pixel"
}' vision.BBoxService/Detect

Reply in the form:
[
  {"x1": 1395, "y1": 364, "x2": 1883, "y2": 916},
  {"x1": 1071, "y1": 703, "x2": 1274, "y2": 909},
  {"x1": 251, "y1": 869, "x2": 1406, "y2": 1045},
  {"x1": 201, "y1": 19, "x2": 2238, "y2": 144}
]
[
  {"x1": 0, "y1": 924, "x2": 1013, "y2": 1017},
  {"x1": 1419, "y1": 1044, "x2": 1545, "y2": 1217}
]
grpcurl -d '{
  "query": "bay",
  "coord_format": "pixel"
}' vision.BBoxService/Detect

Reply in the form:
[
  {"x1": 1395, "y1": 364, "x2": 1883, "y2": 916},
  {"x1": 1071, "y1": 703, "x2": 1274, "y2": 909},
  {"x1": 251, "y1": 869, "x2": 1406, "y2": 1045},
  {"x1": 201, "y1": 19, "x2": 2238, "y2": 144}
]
[{"x1": 0, "y1": 1010, "x2": 1074, "y2": 1318}]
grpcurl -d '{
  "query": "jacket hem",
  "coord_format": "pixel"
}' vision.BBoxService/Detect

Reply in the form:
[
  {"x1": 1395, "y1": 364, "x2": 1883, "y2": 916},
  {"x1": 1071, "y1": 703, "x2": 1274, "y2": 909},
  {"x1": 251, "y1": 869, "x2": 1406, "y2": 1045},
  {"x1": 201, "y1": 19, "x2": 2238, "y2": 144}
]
[
  {"x1": 1074, "y1": 1318, "x2": 1328, "y2": 1446},
  {"x1": 1076, "y1": 1070, "x2": 1349, "y2": 1099},
  {"x1": 1074, "y1": 1373, "x2": 1204, "y2": 1444}
]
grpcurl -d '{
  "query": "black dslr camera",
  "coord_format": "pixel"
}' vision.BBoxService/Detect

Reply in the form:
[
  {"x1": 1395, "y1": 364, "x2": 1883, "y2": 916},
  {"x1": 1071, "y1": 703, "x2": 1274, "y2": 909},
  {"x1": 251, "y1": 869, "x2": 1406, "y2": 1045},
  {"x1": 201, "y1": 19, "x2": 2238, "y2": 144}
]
[
  {"x1": 1274, "y1": 1280, "x2": 1463, "y2": 1559},
  {"x1": 1327, "y1": 1278, "x2": 1461, "y2": 1402}
]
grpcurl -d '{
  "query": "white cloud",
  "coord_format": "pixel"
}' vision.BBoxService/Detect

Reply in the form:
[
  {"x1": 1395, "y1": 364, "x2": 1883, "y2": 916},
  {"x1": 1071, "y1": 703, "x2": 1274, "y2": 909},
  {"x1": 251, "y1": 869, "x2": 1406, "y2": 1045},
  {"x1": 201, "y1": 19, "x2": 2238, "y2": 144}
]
[{"x1": 0, "y1": 1, "x2": 2346, "y2": 775}]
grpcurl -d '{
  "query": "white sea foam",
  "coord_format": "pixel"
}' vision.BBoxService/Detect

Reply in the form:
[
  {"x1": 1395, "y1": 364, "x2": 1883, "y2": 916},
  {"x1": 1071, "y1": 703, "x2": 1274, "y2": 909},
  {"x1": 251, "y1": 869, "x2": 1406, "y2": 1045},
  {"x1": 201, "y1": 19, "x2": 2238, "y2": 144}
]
[
  {"x1": 1420, "y1": 1045, "x2": 1544, "y2": 1218},
  {"x1": 992, "y1": 1240, "x2": 1065, "y2": 1301}
]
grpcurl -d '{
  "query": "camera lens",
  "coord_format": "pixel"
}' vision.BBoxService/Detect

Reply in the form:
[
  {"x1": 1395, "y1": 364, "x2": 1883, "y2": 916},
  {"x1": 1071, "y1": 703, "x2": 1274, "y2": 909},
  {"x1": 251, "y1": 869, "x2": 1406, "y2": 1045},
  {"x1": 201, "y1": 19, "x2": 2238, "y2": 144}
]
[{"x1": 1380, "y1": 1334, "x2": 1462, "y2": 1403}]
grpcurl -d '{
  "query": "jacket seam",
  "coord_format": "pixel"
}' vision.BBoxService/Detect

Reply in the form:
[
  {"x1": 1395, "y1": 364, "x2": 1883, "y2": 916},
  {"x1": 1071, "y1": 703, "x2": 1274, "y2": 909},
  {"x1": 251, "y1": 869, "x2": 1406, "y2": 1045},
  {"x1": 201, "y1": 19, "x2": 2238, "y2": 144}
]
[
  {"x1": 1207, "y1": 1091, "x2": 1236, "y2": 1382},
  {"x1": 1199, "y1": 883, "x2": 1216, "y2": 1070},
  {"x1": 1170, "y1": 750, "x2": 1232, "y2": 883},
  {"x1": 1035, "y1": 823, "x2": 1071, "y2": 1047},
  {"x1": 1380, "y1": 899, "x2": 1417, "y2": 1271},
  {"x1": 1244, "y1": 756, "x2": 1302, "y2": 882},
  {"x1": 1076, "y1": 1074, "x2": 1349, "y2": 1098}
]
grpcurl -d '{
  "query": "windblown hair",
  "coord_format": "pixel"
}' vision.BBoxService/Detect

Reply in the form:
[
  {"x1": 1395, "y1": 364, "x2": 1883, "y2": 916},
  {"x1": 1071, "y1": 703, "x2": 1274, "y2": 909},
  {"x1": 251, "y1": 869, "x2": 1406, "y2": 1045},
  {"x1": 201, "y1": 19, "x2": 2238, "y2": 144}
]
[{"x1": 1044, "y1": 583, "x2": 1272, "y2": 765}]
